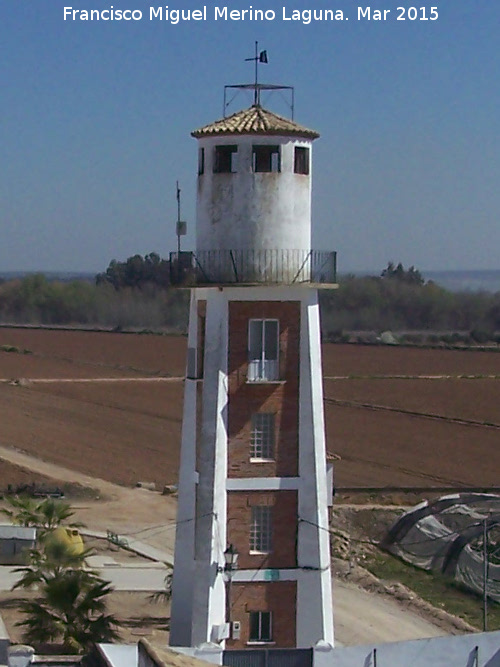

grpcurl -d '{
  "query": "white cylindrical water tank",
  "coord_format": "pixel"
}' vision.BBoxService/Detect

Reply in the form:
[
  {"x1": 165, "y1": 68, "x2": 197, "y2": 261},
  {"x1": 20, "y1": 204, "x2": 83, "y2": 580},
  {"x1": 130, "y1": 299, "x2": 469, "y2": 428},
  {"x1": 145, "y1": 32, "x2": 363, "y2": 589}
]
[{"x1": 191, "y1": 105, "x2": 320, "y2": 283}]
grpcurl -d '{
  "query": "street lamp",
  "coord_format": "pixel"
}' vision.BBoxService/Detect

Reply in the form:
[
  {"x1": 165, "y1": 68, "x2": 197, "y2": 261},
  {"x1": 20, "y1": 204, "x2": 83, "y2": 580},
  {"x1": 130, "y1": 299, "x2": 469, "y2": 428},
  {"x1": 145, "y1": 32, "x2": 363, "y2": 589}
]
[
  {"x1": 219, "y1": 544, "x2": 239, "y2": 632},
  {"x1": 223, "y1": 544, "x2": 239, "y2": 572}
]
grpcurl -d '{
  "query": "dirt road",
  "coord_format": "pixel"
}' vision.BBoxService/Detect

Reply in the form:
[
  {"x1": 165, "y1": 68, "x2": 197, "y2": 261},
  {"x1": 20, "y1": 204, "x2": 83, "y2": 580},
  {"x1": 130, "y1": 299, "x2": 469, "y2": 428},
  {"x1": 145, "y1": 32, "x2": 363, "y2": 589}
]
[
  {"x1": 333, "y1": 580, "x2": 445, "y2": 645},
  {"x1": 0, "y1": 444, "x2": 452, "y2": 646}
]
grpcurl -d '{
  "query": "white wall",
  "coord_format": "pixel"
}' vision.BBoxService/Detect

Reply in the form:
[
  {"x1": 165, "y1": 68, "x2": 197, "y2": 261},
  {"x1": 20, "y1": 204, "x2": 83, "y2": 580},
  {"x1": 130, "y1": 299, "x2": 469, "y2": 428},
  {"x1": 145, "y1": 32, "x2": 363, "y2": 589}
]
[
  {"x1": 169, "y1": 293, "x2": 199, "y2": 647},
  {"x1": 196, "y1": 135, "x2": 313, "y2": 253},
  {"x1": 171, "y1": 286, "x2": 334, "y2": 650},
  {"x1": 321, "y1": 630, "x2": 500, "y2": 667},
  {"x1": 297, "y1": 290, "x2": 334, "y2": 648}
]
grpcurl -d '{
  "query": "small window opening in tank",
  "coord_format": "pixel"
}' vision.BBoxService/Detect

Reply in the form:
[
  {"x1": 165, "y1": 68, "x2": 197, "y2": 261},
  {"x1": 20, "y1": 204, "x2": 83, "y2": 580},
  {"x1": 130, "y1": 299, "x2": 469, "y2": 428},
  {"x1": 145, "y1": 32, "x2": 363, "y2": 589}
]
[
  {"x1": 294, "y1": 147, "x2": 309, "y2": 175},
  {"x1": 214, "y1": 145, "x2": 238, "y2": 173},
  {"x1": 253, "y1": 145, "x2": 280, "y2": 173}
]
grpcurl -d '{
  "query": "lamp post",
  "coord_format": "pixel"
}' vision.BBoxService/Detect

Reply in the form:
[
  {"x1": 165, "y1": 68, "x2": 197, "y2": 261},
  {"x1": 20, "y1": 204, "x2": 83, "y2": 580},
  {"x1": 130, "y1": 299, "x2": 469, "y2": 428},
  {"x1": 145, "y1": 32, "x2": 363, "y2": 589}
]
[{"x1": 222, "y1": 544, "x2": 239, "y2": 630}]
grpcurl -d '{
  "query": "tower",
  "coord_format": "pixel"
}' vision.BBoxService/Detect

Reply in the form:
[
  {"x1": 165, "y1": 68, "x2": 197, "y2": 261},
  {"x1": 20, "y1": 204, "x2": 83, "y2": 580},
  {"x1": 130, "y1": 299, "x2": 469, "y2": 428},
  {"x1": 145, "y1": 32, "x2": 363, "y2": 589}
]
[{"x1": 169, "y1": 98, "x2": 336, "y2": 652}]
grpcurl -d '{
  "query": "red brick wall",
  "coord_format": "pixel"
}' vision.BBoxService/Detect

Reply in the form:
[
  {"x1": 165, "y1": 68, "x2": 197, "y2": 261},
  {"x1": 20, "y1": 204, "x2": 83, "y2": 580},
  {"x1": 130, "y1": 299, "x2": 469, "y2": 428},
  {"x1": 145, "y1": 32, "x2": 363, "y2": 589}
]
[
  {"x1": 227, "y1": 491, "x2": 297, "y2": 569},
  {"x1": 227, "y1": 301, "x2": 300, "y2": 478},
  {"x1": 226, "y1": 581, "x2": 297, "y2": 649}
]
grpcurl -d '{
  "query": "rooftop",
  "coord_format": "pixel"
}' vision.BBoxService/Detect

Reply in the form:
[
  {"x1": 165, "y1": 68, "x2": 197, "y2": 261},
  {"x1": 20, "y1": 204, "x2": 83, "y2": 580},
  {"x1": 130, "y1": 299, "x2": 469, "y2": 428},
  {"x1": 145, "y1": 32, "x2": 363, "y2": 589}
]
[{"x1": 191, "y1": 105, "x2": 320, "y2": 140}]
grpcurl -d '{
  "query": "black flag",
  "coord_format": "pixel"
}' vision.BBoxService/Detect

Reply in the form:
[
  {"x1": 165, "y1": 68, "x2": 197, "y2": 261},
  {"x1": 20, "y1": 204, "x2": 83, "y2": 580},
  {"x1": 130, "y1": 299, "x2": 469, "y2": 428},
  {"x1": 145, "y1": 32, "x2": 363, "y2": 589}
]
[{"x1": 259, "y1": 50, "x2": 268, "y2": 63}]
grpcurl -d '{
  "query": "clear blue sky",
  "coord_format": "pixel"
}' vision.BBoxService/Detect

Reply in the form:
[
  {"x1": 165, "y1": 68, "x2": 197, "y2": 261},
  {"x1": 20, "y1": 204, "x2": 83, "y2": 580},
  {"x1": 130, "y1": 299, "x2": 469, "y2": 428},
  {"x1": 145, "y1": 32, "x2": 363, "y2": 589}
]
[{"x1": 2, "y1": 0, "x2": 499, "y2": 273}]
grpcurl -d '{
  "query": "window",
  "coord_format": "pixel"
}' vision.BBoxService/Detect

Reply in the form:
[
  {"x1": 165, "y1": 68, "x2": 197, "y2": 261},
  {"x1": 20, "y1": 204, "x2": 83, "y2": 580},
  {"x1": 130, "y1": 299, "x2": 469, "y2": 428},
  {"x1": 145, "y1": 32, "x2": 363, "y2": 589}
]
[
  {"x1": 249, "y1": 611, "x2": 272, "y2": 642},
  {"x1": 214, "y1": 145, "x2": 237, "y2": 173},
  {"x1": 294, "y1": 146, "x2": 309, "y2": 175},
  {"x1": 253, "y1": 145, "x2": 280, "y2": 173},
  {"x1": 250, "y1": 505, "x2": 272, "y2": 553},
  {"x1": 248, "y1": 319, "x2": 279, "y2": 382},
  {"x1": 251, "y1": 413, "x2": 275, "y2": 460},
  {"x1": 198, "y1": 147, "x2": 205, "y2": 175}
]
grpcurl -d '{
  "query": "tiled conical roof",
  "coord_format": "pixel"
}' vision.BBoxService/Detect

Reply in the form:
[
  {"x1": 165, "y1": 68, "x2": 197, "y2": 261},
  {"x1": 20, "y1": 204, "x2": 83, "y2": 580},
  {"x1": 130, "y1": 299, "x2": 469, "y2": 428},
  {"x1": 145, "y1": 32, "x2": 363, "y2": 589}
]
[{"x1": 192, "y1": 105, "x2": 319, "y2": 139}]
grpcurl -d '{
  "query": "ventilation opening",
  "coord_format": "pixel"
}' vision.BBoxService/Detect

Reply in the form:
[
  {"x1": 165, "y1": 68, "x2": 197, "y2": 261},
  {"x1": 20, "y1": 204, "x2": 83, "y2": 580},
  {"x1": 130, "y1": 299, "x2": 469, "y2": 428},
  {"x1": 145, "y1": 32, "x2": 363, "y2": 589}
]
[
  {"x1": 214, "y1": 145, "x2": 238, "y2": 173},
  {"x1": 253, "y1": 145, "x2": 280, "y2": 173},
  {"x1": 294, "y1": 147, "x2": 309, "y2": 175},
  {"x1": 198, "y1": 147, "x2": 205, "y2": 175}
]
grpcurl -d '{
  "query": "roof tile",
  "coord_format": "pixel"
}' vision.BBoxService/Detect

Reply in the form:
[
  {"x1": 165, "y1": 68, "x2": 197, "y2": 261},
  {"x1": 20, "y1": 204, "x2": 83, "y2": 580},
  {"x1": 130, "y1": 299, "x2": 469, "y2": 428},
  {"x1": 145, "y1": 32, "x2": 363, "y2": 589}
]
[{"x1": 192, "y1": 105, "x2": 319, "y2": 139}]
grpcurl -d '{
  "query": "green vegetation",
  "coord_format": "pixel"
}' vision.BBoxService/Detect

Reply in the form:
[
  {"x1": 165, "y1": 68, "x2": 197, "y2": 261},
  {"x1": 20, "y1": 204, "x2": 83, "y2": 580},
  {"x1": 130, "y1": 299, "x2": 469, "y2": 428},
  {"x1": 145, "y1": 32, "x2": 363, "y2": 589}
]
[
  {"x1": 4, "y1": 497, "x2": 120, "y2": 653},
  {"x1": 320, "y1": 263, "x2": 500, "y2": 341},
  {"x1": 0, "y1": 344, "x2": 31, "y2": 354},
  {"x1": 95, "y1": 252, "x2": 170, "y2": 290},
  {"x1": 148, "y1": 572, "x2": 172, "y2": 605},
  {"x1": 14, "y1": 548, "x2": 120, "y2": 653},
  {"x1": 0, "y1": 267, "x2": 189, "y2": 331},
  {"x1": 2, "y1": 496, "x2": 82, "y2": 540},
  {"x1": 365, "y1": 549, "x2": 500, "y2": 631},
  {"x1": 0, "y1": 259, "x2": 498, "y2": 339}
]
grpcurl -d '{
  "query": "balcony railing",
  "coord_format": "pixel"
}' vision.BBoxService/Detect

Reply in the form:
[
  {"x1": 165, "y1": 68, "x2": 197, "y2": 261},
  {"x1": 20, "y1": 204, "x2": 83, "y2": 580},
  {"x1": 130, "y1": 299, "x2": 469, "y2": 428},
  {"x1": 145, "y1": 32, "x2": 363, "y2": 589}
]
[
  {"x1": 169, "y1": 249, "x2": 337, "y2": 285},
  {"x1": 247, "y1": 359, "x2": 280, "y2": 382}
]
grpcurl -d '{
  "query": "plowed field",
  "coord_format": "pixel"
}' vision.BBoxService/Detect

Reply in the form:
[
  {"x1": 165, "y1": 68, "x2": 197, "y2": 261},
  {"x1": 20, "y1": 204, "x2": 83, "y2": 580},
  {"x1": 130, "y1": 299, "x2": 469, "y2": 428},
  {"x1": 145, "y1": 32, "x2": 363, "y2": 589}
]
[{"x1": 0, "y1": 327, "x2": 499, "y2": 491}]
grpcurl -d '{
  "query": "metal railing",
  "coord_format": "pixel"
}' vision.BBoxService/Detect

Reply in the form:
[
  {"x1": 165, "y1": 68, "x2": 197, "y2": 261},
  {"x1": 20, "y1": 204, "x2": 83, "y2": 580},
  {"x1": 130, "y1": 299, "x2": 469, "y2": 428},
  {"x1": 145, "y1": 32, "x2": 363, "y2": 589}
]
[{"x1": 169, "y1": 249, "x2": 337, "y2": 285}]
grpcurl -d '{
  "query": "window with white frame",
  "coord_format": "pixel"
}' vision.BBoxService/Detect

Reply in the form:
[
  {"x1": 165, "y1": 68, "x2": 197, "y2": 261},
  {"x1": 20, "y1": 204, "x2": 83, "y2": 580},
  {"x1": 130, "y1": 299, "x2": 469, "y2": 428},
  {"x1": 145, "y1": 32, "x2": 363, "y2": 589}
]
[
  {"x1": 248, "y1": 319, "x2": 279, "y2": 382},
  {"x1": 250, "y1": 505, "x2": 272, "y2": 553},
  {"x1": 249, "y1": 611, "x2": 272, "y2": 642},
  {"x1": 250, "y1": 413, "x2": 275, "y2": 460}
]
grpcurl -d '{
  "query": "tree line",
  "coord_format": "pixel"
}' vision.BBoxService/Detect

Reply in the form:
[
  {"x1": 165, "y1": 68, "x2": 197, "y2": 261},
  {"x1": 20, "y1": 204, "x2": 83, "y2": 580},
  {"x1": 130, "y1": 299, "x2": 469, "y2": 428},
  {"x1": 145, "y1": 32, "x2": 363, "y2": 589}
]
[
  {"x1": 0, "y1": 257, "x2": 499, "y2": 340},
  {"x1": 320, "y1": 264, "x2": 500, "y2": 342}
]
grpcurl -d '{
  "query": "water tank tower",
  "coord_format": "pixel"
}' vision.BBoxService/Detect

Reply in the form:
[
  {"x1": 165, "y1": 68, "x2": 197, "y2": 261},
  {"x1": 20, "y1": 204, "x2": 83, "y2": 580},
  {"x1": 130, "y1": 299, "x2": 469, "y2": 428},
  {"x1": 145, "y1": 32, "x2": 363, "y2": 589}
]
[{"x1": 169, "y1": 79, "x2": 336, "y2": 654}]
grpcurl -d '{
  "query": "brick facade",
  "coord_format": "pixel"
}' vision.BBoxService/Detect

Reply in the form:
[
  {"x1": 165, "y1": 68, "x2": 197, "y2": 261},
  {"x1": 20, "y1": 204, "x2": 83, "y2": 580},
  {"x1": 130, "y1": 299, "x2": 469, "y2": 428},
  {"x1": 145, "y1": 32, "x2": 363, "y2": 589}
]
[
  {"x1": 227, "y1": 490, "x2": 298, "y2": 569},
  {"x1": 227, "y1": 301, "x2": 300, "y2": 478},
  {"x1": 226, "y1": 581, "x2": 297, "y2": 649}
]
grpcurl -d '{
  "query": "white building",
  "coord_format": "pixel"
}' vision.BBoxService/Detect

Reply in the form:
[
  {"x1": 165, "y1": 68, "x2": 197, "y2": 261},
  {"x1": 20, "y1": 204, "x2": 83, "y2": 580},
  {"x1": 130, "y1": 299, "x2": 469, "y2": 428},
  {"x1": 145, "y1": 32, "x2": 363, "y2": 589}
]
[{"x1": 169, "y1": 102, "x2": 336, "y2": 652}]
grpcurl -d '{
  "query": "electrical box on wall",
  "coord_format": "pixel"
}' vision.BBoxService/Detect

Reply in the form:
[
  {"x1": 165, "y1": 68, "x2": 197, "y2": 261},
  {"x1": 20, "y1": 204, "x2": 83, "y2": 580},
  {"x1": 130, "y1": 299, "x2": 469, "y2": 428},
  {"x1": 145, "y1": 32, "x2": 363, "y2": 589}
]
[
  {"x1": 231, "y1": 621, "x2": 241, "y2": 640},
  {"x1": 211, "y1": 623, "x2": 230, "y2": 642}
]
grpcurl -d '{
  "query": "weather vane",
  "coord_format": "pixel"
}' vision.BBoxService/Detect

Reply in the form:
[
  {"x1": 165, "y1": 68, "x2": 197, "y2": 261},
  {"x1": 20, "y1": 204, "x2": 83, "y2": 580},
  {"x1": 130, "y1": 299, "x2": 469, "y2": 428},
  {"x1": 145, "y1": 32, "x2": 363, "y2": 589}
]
[
  {"x1": 244, "y1": 41, "x2": 268, "y2": 106},
  {"x1": 223, "y1": 44, "x2": 294, "y2": 118}
]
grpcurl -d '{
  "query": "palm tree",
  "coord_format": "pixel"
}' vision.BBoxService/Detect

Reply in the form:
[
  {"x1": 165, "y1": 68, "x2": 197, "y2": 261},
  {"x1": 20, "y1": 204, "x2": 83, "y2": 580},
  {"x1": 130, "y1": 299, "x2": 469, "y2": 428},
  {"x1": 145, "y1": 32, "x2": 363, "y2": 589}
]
[
  {"x1": 148, "y1": 571, "x2": 172, "y2": 604},
  {"x1": 12, "y1": 527, "x2": 120, "y2": 653},
  {"x1": 2, "y1": 496, "x2": 83, "y2": 540},
  {"x1": 16, "y1": 570, "x2": 120, "y2": 653}
]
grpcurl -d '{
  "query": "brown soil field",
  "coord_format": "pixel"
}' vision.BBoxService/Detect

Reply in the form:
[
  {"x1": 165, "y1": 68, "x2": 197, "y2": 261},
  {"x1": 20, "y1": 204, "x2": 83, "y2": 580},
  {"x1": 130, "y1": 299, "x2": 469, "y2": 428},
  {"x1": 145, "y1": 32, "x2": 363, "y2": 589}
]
[
  {"x1": 322, "y1": 344, "x2": 500, "y2": 377},
  {"x1": 0, "y1": 327, "x2": 499, "y2": 492},
  {"x1": 324, "y1": 378, "x2": 500, "y2": 424},
  {"x1": 327, "y1": 405, "x2": 500, "y2": 488},
  {"x1": 0, "y1": 459, "x2": 96, "y2": 497},
  {"x1": 0, "y1": 328, "x2": 186, "y2": 378},
  {"x1": 0, "y1": 381, "x2": 182, "y2": 488}
]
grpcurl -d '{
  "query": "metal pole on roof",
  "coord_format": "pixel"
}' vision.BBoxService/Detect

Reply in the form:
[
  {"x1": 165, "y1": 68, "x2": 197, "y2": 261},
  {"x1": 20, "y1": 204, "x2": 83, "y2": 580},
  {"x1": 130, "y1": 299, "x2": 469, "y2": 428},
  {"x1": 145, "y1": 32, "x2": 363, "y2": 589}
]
[
  {"x1": 176, "y1": 182, "x2": 181, "y2": 257},
  {"x1": 254, "y1": 41, "x2": 258, "y2": 105}
]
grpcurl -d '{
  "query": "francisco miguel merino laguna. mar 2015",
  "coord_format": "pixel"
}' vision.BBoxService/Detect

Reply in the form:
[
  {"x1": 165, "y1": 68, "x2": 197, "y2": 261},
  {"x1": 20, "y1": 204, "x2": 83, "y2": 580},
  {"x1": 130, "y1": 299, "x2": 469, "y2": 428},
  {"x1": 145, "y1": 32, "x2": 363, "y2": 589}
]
[{"x1": 63, "y1": 6, "x2": 440, "y2": 23}]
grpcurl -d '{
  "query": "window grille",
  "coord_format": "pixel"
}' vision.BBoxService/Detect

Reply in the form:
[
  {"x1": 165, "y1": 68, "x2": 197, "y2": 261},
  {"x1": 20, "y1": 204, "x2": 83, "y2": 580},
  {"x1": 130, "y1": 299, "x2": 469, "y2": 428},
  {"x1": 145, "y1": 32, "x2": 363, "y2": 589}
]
[
  {"x1": 250, "y1": 413, "x2": 275, "y2": 460},
  {"x1": 250, "y1": 505, "x2": 272, "y2": 553}
]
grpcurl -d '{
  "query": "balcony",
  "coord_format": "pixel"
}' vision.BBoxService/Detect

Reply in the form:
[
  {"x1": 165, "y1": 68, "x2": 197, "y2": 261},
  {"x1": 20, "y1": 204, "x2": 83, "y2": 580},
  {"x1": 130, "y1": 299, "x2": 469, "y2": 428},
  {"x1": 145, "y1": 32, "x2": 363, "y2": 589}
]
[{"x1": 169, "y1": 249, "x2": 337, "y2": 286}]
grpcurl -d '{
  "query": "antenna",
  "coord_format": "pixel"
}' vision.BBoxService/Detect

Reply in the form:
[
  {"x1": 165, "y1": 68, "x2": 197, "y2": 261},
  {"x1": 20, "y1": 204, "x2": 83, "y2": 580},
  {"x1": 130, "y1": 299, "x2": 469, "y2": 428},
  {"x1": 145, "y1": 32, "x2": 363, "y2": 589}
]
[
  {"x1": 244, "y1": 41, "x2": 268, "y2": 106},
  {"x1": 223, "y1": 45, "x2": 294, "y2": 118},
  {"x1": 176, "y1": 181, "x2": 181, "y2": 257},
  {"x1": 175, "y1": 182, "x2": 187, "y2": 282}
]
